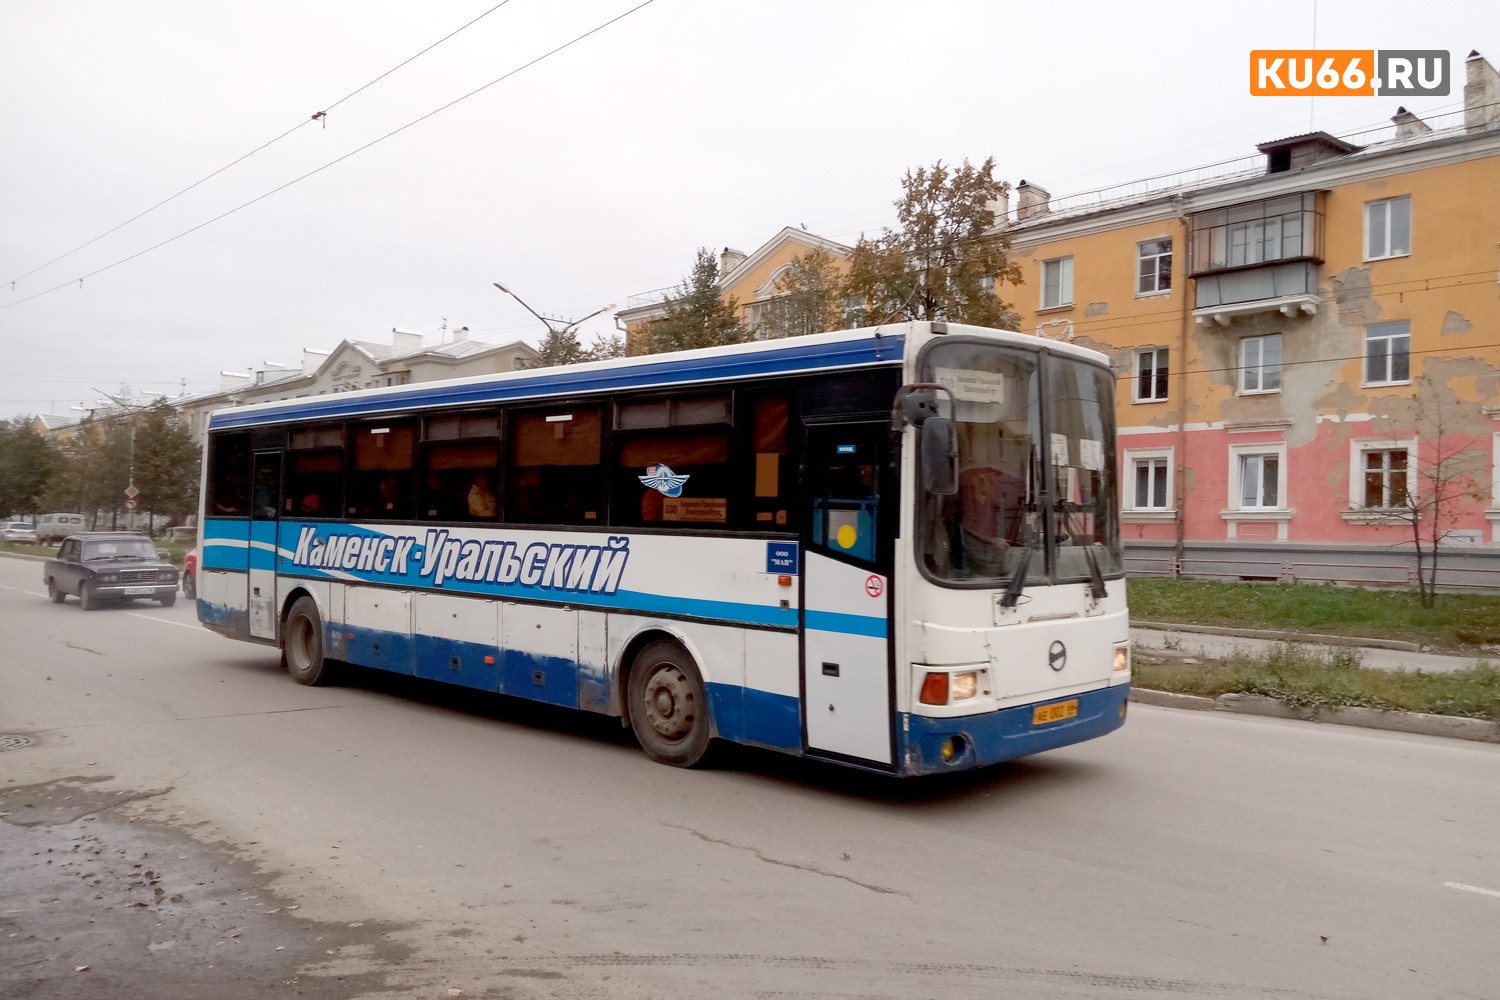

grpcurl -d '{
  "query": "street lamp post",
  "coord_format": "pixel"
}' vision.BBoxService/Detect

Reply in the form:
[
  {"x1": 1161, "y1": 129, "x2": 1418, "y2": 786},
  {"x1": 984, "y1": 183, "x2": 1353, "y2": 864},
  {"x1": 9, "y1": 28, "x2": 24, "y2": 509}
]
[{"x1": 493, "y1": 282, "x2": 615, "y2": 362}]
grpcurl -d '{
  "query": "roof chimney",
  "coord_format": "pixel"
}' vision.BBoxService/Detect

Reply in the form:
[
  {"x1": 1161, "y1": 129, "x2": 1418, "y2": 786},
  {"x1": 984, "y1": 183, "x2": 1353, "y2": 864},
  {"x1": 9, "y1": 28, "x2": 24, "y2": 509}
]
[
  {"x1": 987, "y1": 188, "x2": 1012, "y2": 225},
  {"x1": 1391, "y1": 106, "x2": 1432, "y2": 139},
  {"x1": 1465, "y1": 50, "x2": 1500, "y2": 133},
  {"x1": 452, "y1": 325, "x2": 469, "y2": 343},
  {"x1": 1016, "y1": 180, "x2": 1050, "y2": 220},
  {"x1": 219, "y1": 370, "x2": 252, "y2": 393},
  {"x1": 391, "y1": 327, "x2": 423, "y2": 354},
  {"x1": 719, "y1": 247, "x2": 748, "y2": 276}
]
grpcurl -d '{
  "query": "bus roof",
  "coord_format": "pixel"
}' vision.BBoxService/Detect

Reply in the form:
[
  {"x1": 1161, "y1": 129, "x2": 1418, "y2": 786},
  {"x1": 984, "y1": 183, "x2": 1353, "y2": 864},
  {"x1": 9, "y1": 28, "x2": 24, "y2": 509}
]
[{"x1": 206, "y1": 322, "x2": 1108, "y2": 431}]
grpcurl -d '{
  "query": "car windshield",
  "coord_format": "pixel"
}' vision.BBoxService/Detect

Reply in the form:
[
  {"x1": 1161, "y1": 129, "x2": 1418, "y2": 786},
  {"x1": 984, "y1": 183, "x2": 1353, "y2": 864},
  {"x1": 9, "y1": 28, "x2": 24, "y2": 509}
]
[
  {"x1": 6, "y1": 523, "x2": 28, "y2": 530},
  {"x1": 81, "y1": 539, "x2": 157, "y2": 561}
]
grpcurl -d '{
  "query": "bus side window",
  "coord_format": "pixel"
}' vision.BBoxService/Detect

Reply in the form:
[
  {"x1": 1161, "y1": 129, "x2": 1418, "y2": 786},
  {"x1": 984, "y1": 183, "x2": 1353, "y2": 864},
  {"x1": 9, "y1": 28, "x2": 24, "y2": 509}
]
[
  {"x1": 208, "y1": 433, "x2": 252, "y2": 515},
  {"x1": 750, "y1": 394, "x2": 793, "y2": 529},
  {"x1": 348, "y1": 423, "x2": 414, "y2": 519},
  {"x1": 421, "y1": 442, "x2": 500, "y2": 521},
  {"x1": 286, "y1": 424, "x2": 345, "y2": 518},
  {"x1": 506, "y1": 408, "x2": 603, "y2": 526}
]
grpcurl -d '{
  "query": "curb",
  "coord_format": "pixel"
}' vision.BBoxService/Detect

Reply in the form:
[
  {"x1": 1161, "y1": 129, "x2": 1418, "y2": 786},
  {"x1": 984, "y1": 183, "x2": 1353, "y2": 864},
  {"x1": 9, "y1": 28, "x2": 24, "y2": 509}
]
[
  {"x1": 1132, "y1": 620, "x2": 1422, "y2": 652},
  {"x1": 1131, "y1": 688, "x2": 1500, "y2": 743}
]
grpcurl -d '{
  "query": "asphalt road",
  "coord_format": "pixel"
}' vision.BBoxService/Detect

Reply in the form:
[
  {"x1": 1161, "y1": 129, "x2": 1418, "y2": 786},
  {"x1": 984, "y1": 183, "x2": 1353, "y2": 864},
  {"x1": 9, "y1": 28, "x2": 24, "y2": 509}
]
[{"x1": 2, "y1": 554, "x2": 1498, "y2": 1000}]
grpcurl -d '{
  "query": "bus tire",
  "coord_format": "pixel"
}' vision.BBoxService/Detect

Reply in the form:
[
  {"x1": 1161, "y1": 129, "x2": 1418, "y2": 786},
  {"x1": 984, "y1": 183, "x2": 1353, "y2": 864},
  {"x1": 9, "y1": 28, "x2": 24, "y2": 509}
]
[
  {"x1": 282, "y1": 596, "x2": 331, "y2": 686},
  {"x1": 628, "y1": 640, "x2": 712, "y2": 768}
]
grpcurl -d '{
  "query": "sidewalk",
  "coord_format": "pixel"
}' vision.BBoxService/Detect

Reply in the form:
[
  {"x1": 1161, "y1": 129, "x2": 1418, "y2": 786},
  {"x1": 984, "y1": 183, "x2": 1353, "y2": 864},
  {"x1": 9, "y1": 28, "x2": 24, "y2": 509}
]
[{"x1": 1128, "y1": 620, "x2": 1500, "y2": 744}]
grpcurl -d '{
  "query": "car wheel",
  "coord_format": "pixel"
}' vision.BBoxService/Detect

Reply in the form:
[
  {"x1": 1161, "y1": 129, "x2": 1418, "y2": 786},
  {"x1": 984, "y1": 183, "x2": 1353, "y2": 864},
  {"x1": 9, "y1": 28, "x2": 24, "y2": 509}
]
[
  {"x1": 79, "y1": 582, "x2": 98, "y2": 611},
  {"x1": 628, "y1": 640, "x2": 713, "y2": 768},
  {"x1": 159, "y1": 592, "x2": 177, "y2": 608},
  {"x1": 47, "y1": 579, "x2": 66, "y2": 604},
  {"x1": 282, "y1": 596, "x2": 332, "y2": 686},
  {"x1": 182, "y1": 571, "x2": 196, "y2": 600}
]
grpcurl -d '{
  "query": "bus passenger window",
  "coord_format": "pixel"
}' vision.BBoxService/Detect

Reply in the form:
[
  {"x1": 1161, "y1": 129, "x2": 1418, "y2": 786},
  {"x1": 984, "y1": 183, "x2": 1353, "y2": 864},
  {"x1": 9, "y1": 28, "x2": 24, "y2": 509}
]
[
  {"x1": 208, "y1": 433, "x2": 252, "y2": 515},
  {"x1": 506, "y1": 409, "x2": 603, "y2": 526},
  {"x1": 348, "y1": 423, "x2": 414, "y2": 519},
  {"x1": 420, "y1": 442, "x2": 500, "y2": 521},
  {"x1": 285, "y1": 424, "x2": 345, "y2": 519},
  {"x1": 613, "y1": 431, "x2": 730, "y2": 527},
  {"x1": 752, "y1": 395, "x2": 792, "y2": 528}
]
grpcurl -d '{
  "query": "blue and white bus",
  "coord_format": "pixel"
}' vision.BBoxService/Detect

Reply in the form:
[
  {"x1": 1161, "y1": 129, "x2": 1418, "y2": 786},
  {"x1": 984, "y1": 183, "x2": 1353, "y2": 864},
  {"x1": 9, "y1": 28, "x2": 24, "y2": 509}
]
[{"x1": 196, "y1": 321, "x2": 1130, "y2": 775}]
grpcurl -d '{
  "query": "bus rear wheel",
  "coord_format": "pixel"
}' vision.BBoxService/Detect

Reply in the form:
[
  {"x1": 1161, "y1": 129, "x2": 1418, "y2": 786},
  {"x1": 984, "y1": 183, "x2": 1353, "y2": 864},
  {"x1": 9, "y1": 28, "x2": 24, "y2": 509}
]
[
  {"x1": 628, "y1": 641, "x2": 712, "y2": 768},
  {"x1": 282, "y1": 596, "x2": 331, "y2": 686}
]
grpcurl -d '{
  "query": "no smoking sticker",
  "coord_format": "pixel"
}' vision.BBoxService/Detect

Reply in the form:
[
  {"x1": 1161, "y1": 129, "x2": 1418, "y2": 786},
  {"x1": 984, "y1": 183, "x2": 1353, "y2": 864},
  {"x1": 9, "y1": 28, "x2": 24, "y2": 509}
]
[{"x1": 865, "y1": 575, "x2": 884, "y2": 598}]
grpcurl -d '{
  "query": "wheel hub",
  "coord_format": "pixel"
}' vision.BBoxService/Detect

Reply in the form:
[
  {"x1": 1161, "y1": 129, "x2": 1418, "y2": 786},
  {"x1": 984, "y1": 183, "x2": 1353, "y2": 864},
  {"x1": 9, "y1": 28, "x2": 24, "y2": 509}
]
[{"x1": 642, "y1": 665, "x2": 694, "y2": 741}]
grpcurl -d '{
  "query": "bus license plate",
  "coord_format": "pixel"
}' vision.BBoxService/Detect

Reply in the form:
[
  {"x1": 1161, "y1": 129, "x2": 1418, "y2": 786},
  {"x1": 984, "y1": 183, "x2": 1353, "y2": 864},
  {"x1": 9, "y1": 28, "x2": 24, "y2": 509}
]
[
  {"x1": 123, "y1": 587, "x2": 155, "y2": 596},
  {"x1": 1032, "y1": 700, "x2": 1078, "y2": 725}
]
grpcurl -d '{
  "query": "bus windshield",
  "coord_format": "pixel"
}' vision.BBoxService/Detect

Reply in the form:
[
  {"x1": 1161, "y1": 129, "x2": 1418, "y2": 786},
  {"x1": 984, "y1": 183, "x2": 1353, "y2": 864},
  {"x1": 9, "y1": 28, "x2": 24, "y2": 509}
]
[{"x1": 917, "y1": 339, "x2": 1123, "y2": 587}]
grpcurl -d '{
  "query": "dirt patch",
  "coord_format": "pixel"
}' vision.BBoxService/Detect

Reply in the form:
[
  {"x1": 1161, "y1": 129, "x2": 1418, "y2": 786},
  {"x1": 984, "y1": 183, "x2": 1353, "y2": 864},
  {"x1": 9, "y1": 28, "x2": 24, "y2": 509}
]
[{"x1": 0, "y1": 775, "x2": 416, "y2": 999}]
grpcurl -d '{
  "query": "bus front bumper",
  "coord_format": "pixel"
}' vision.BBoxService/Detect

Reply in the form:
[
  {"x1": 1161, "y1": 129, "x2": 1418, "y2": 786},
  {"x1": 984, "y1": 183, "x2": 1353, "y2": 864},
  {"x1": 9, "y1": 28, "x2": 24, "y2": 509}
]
[{"x1": 898, "y1": 682, "x2": 1130, "y2": 775}]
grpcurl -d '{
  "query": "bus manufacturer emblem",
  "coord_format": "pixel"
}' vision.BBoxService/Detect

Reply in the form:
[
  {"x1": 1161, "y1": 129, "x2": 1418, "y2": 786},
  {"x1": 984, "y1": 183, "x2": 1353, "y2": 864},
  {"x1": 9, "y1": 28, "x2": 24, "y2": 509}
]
[
  {"x1": 1048, "y1": 641, "x2": 1067, "y2": 671},
  {"x1": 638, "y1": 464, "x2": 690, "y2": 497}
]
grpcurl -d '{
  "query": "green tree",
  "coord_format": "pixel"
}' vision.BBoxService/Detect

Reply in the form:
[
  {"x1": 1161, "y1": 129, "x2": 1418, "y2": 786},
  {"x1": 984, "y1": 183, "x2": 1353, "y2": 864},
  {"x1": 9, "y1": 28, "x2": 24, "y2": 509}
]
[
  {"x1": 582, "y1": 332, "x2": 625, "y2": 360},
  {"x1": 132, "y1": 401, "x2": 201, "y2": 528},
  {"x1": 0, "y1": 418, "x2": 57, "y2": 516},
  {"x1": 534, "y1": 328, "x2": 590, "y2": 366},
  {"x1": 845, "y1": 157, "x2": 1021, "y2": 327},
  {"x1": 647, "y1": 247, "x2": 746, "y2": 354},
  {"x1": 755, "y1": 246, "x2": 848, "y2": 340}
]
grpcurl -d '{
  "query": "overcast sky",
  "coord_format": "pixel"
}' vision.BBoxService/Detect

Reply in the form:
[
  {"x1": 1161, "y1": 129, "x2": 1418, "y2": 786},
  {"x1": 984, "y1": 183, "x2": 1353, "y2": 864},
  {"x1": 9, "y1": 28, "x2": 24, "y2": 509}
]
[{"x1": 1, "y1": 0, "x2": 1493, "y2": 421}]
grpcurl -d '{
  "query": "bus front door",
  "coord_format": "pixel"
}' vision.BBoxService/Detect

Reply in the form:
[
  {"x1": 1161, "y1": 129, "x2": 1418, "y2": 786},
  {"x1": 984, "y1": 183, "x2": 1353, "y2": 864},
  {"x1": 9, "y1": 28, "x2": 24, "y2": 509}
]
[
  {"x1": 248, "y1": 451, "x2": 282, "y2": 640},
  {"x1": 801, "y1": 423, "x2": 893, "y2": 766}
]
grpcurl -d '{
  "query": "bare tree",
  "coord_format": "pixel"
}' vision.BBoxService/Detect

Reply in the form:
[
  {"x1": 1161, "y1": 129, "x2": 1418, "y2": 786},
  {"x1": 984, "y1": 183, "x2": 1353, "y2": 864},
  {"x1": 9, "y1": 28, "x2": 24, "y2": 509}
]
[{"x1": 1371, "y1": 376, "x2": 1487, "y2": 607}]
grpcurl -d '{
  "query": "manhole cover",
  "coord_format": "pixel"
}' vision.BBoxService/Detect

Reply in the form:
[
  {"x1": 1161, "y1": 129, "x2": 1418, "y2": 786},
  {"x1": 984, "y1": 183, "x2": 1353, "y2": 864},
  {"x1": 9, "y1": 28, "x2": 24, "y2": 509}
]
[{"x1": 0, "y1": 735, "x2": 34, "y2": 752}]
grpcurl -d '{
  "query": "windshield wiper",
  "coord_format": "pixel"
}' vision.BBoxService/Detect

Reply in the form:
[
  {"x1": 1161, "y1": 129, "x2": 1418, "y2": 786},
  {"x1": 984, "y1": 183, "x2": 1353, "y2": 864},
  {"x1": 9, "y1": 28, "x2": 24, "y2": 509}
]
[
  {"x1": 1058, "y1": 500, "x2": 1107, "y2": 601},
  {"x1": 998, "y1": 538, "x2": 1035, "y2": 608}
]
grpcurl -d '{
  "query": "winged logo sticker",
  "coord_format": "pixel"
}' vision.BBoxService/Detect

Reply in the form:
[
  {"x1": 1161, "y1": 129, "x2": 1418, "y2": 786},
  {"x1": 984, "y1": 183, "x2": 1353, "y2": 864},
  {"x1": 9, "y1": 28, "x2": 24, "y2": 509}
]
[{"x1": 638, "y1": 464, "x2": 690, "y2": 497}]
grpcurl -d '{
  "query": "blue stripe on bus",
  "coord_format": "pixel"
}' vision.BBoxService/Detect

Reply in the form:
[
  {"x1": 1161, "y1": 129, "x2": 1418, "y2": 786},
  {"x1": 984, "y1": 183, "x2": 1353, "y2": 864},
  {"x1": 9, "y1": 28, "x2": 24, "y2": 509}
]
[
  {"x1": 207, "y1": 334, "x2": 905, "y2": 430},
  {"x1": 805, "y1": 609, "x2": 888, "y2": 638}
]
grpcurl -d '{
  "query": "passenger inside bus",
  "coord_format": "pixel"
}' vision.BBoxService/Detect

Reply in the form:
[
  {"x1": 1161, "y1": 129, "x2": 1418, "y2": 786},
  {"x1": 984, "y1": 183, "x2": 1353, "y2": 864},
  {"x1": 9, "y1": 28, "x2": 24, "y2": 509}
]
[{"x1": 467, "y1": 471, "x2": 497, "y2": 518}]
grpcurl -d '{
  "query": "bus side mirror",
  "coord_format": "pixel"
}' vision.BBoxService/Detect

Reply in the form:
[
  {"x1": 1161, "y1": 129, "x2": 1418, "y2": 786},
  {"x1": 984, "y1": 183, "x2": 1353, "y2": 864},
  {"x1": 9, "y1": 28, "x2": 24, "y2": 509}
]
[{"x1": 921, "y1": 416, "x2": 958, "y2": 496}]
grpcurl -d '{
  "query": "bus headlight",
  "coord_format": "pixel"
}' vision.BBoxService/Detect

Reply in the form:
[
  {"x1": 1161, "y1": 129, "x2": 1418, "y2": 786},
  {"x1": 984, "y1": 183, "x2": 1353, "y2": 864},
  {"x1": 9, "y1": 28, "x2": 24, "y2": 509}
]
[
  {"x1": 1113, "y1": 643, "x2": 1131, "y2": 672},
  {"x1": 950, "y1": 671, "x2": 980, "y2": 701}
]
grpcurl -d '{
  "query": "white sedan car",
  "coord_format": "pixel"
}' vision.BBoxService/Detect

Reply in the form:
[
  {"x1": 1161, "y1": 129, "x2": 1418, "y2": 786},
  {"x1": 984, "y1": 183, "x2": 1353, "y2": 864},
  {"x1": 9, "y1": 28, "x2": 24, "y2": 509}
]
[{"x1": 1, "y1": 522, "x2": 39, "y2": 544}]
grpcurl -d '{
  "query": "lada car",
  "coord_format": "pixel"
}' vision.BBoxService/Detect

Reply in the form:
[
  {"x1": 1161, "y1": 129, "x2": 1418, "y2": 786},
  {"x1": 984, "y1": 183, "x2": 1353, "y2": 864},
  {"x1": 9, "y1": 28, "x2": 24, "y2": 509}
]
[{"x1": 43, "y1": 532, "x2": 180, "y2": 610}]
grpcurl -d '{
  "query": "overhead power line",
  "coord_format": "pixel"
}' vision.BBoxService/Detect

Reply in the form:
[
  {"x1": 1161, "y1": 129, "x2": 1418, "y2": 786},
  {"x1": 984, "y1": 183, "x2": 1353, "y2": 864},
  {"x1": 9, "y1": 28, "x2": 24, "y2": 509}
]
[
  {"x1": 4, "y1": 0, "x2": 518, "y2": 290},
  {"x1": 0, "y1": 0, "x2": 654, "y2": 314}
]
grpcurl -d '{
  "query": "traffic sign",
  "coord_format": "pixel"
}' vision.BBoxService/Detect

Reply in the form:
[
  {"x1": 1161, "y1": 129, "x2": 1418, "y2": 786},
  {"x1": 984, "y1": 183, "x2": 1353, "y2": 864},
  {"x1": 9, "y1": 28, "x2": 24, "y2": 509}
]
[
  {"x1": 126, "y1": 498, "x2": 138, "y2": 510},
  {"x1": 124, "y1": 484, "x2": 139, "y2": 500}
]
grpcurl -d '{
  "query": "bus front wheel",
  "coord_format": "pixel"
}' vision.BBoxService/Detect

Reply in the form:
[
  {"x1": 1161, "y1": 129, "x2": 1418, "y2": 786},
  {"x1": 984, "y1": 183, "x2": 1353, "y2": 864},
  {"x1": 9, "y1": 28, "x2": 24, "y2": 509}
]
[
  {"x1": 628, "y1": 641, "x2": 712, "y2": 768},
  {"x1": 282, "y1": 596, "x2": 331, "y2": 686}
]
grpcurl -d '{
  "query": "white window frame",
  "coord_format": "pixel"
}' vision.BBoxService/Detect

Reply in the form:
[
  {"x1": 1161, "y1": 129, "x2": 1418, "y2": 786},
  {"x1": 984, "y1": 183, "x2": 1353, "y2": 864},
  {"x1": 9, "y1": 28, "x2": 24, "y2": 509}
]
[
  {"x1": 1136, "y1": 238, "x2": 1172, "y2": 296},
  {"x1": 1343, "y1": 437, "x2": 1418, "y2": 522},
  {"x1": 1364, "y1": 321, "x2": 1411, "y2": 387},
  {"x1": 1227, "y1": 442, "x2": 1288, "y2": 511},
  {"x1": 1134, "y1": 347, "x2": 1169, "y2": 403},
  {"x1": 1124, "y1": 447, "x2": 1175, "y2": 520},
  {"x1": 1239, "y1": 334, "x2": 1282, "y2": 395},
  {"x1": 1040, "y1": 256, "x2": 1074, "y2": 310},
  {"x1": 1222, "y1": 442, "x2": 1291, "y2": 540},
  {"x1": 1364, "y1": 196, "x2": 1411, "y2": 261}
]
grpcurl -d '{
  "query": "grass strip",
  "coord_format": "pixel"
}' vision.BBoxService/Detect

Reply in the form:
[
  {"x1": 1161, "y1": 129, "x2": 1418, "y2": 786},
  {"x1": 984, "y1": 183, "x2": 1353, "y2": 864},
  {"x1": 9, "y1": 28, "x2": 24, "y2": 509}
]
[{"x1": 1135, "y1": 643, "x2": 1500, "y2": 721}]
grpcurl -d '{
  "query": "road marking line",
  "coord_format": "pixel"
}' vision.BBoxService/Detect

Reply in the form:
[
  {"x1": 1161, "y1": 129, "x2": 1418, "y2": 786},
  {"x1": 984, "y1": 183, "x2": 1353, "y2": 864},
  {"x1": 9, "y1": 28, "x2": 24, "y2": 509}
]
[
  {"x1": 1444, "y1": 882, "x2": 1500, "y2": 899},
  {"x1": 126, "y1": 612, "x2": 204, "y2": 631},
  {"x1": 0, "y1": 585, "x2": 49, "y2": 597}
]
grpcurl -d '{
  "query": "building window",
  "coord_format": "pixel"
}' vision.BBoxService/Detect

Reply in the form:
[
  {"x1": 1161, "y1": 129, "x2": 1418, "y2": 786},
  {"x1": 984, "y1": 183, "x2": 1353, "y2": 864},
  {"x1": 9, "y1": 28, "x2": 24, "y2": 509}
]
[
  {"x1": 1228, "y1": 442, "x2": 1289, "y2": 514},
  {"x1": 1365, "y1": 196, "x2": 1411, "y2": 261},
  {"x1": 1346, "y1": 439, "x2": 1418, "y2": 515},
  {"x1": 1362, "y1": 448, "x2": 1410, "y2": 508},
  {"x1": 1041, "y1": 256, "x2": 1073, "y2": 309},
  {"x1": 1134, "y1": 348, "x2": 1169, "y2": 403},
  {"x1": 1240, "y1": 334, "x2": 1282, "y2": 394},
  {"x1": 1126, "y1": 449, "x2": 1173, "y2": 510},
  {"x1": 1137, "y1": 239, "x2": 1172, "y2": 295},
  {"x1": 1364, "y1": 321, "x2": 1411, "y2": 386}
]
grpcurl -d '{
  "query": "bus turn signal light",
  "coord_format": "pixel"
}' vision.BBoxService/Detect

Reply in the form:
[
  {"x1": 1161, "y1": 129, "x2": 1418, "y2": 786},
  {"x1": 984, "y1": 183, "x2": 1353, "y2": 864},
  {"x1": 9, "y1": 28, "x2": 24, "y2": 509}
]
[{"x1": 919, "y1": 671, "x2": 949, "y2": 705}]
